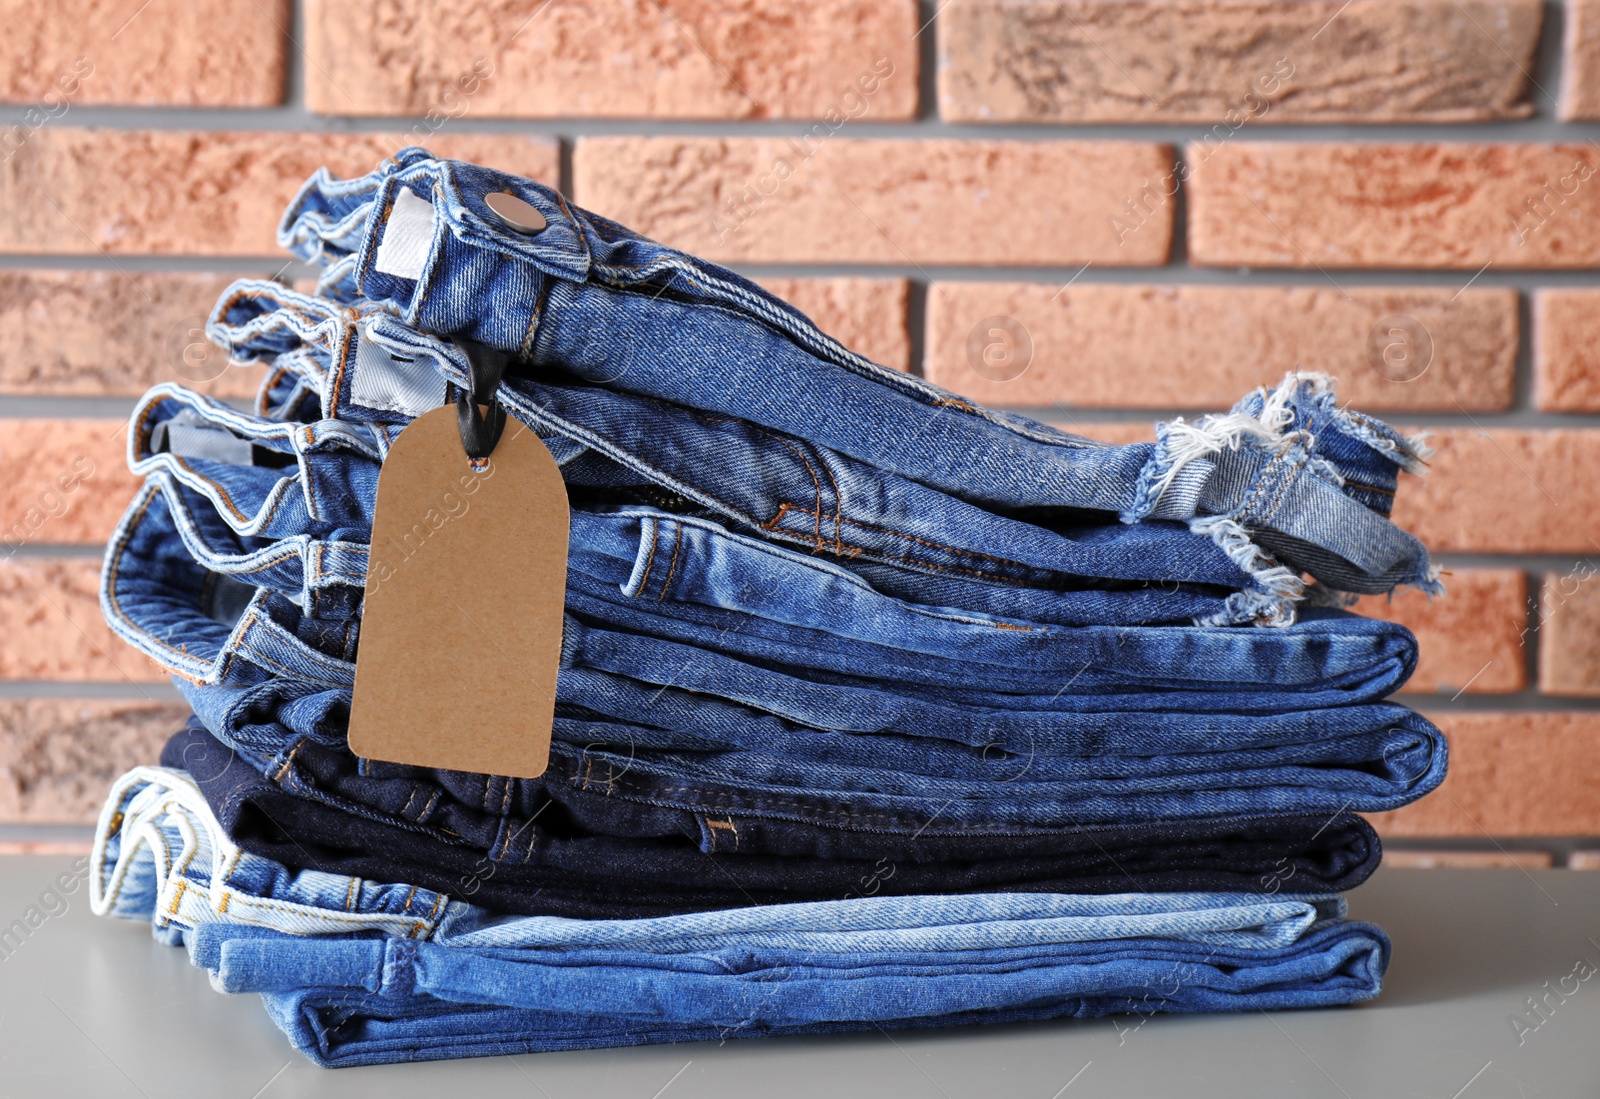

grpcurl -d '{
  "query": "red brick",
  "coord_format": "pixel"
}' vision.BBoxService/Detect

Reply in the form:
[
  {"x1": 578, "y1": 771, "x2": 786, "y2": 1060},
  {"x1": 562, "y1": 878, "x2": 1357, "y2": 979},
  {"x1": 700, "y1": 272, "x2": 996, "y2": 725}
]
[
  {"x1": 0, "y1": 0, "x2": 286, "y2": 108},
  {"x1": 1383, "y1": 850, "x2": 1554, "y2": 869},
  {"x1": 0, "y1": 270, "x2": 262, "y2": 397},
  {"x1": 1538, "y1": 570, "x2": 1600, "y2": 696},
  {"x1": 0, "y1": 699, "x2": 184, "y2": 823},
  {"x1": 0, "y1": 130, "x2": 558, "y2": 256},
  {"x1": 572, "y1": 137, "x2": 1174, "y2": 265},
  {"x1": 1358, "y1": 570, "x2": 1527, "y2": 695},
  {"x1": 756, "y1": 278, "x2": 910, "y2": 370},
  {"x1": 1562, "y1": 0, "x2": 1600, "y2": 119},
  {"x1": 1389, "y1": 430, "x2": 1600, "y2": 553},
  {"x1": 940, "y1": 0, "x2": 1540, "y2": 124},
  {"x1": 304, "y1": 0, "x2": 915, "y2": 120},
  {"x1": 1188, "y1": 144, "x2": 1600, "y2": 269},
  {"x1": 1534, "y1": 289, "x2": 1600, "y2": 411},
  {"x1": 0, "y1": 559, "x2": 165, "y2": 683},
  {"x1": 0, "y1": 420, "x2": 137, "y2": 548},
  {"x1": 924, "y1": 283, "x2": 1517, "y2": 411},
  {"x1": 1374, "y1": 713, "x2": 1600, "y2": 836}
]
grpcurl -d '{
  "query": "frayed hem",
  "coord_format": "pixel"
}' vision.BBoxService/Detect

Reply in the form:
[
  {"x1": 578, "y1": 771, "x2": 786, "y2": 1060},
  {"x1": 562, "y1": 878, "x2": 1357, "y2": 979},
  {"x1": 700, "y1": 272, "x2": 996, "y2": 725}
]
[
  {"x1": 1189, "y1": 514, "x2": 1304, "y2": 627},
  {"x1": 1191, "y1": 515, "x2": 1304, "y2": 597},
  {"x1": 1405, "y1": 563, "x2": 1447, "y2": 600},
  {"x1": 1193, "y1": 587, "x2": 1299, "y2": 628},
  {"x1": 1125, "y1": 372, "x2": 1344, "y2": 523},
  {"x1": 1273, "y1": 370, "x2": 1431, "y2": 475}
]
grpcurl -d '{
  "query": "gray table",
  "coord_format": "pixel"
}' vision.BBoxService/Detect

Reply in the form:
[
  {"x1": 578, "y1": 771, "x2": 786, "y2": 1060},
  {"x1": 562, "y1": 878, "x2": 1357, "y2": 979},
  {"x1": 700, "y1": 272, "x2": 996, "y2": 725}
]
[{"x1": 0, "y1": 858, "x2": 1596, "y2": 1098}]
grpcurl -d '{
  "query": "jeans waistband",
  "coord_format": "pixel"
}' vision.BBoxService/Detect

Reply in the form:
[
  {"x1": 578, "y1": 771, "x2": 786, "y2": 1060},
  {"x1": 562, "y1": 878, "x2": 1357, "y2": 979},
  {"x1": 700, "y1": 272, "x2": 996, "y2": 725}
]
[{"x1": 90, "y1": 765, "x2": 452, "y2": 939}]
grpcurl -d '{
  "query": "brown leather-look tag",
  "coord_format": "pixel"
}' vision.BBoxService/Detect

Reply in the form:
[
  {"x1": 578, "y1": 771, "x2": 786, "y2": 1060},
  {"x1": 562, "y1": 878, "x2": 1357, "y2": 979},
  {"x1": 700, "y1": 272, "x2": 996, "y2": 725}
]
[{"x1": 349, "y1": 407, "x2": 567, "y2": 779}]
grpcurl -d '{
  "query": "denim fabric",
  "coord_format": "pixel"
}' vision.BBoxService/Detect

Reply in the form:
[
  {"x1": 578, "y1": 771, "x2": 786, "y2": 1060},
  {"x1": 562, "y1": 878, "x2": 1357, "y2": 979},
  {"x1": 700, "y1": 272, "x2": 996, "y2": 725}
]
[
  {"x1": 91, "y1": 765, "x2": 451, "y2": 939},
  {"x1": 117, "y1": 388, "x2": 1427, "y2": 707},
  {"x1": 94, "y1": 763, "x2": 1376, "y2": 938},
  {"x1": 167, "y1": 628, "x2": 1444, "y2": 821},
  {"x1": 91, "y1": 769, "x2": 1386, "y2": 1070},
  {"x1": 135, "y1": 362, "x2": 1268, "y2": 629},
  {"x1": 91, "y1": 763, "x2": 1385, "y2": 1068},
  {"x1": 107, "y1": 474, "x2": 1446, "y2": 828},
  {"x1": 123, "y1": 378, "x2": 1425, "y2": 698},
  {"x1": 202, "y1": 282, "x2": 1440, "y2": 624},
  {"x1": 165, "y1": 718, "x2": 1382, "y2": 917},
  {"x1": 172, "y1": 909, "x2": 1386, "y2": 1067},
  {"x1": 261, "y1": 147, "x2": 1439, "y2": 611}
]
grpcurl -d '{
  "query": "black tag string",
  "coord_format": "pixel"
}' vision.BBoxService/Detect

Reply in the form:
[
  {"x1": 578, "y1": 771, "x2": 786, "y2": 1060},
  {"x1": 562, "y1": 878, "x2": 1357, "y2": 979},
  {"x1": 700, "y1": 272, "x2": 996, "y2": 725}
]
[{"x1": 453, "y1": 338, "x2": 510, "y2": 463}]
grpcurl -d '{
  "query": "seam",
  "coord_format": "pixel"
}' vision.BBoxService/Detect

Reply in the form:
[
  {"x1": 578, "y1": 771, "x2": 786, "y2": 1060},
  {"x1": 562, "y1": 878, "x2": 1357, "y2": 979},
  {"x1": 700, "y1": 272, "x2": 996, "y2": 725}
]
[
  {"x1": 761, "y1": 504, "x2": 1043, "y2": 584},
  {"x1": 636, "y1": 517, "x2": 662, "y2": 595},
  {"x1": 657, "y1": 521, "x2": 685, "y2": 601}
]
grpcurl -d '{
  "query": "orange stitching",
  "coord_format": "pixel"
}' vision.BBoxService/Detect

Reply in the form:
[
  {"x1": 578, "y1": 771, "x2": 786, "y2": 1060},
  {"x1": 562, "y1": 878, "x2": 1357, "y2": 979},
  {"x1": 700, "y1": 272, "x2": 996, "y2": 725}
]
[
  {"x1": 760, "y1": 504, "x2": 1045, "y2": 583},
  {"x1": 657, "y1": 521, "x2": 685, "y2": 600},
  {"x1": 770, "y1": 436, "x2": 825, "y2": 546},
  {"x1": 766, "y1": 503, "x2": 1036, "y2": 570},
  {"x1": 703, "y1": 817, "x2": 739, "y2": 852},
  {"x1": 272, "y1": 741, "x2": 304, "y2": 783},
  {"x1": 636, "y1": 518, "x2": 661, "y2": 595}
]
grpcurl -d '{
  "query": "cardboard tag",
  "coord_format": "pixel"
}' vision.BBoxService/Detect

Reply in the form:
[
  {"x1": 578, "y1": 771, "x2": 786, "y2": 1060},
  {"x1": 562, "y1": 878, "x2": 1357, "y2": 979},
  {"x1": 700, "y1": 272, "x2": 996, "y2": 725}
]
[{"x1": 349, "y1": 407, "x2": 568, "y2": 778}]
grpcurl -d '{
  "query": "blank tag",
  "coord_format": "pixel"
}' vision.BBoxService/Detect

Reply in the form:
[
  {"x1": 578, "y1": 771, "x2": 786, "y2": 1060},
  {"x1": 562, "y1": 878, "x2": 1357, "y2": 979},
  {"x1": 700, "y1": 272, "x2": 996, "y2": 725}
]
[{"x1": 350, "y1": 406, "x2": 568, "y2": 778}]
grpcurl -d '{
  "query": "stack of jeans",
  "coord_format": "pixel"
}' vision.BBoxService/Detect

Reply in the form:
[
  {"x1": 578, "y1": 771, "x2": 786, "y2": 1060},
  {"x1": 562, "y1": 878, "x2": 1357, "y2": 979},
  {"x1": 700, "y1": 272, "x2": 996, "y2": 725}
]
[{"x1": 91, "y1": 147, "x2": 1445, "y2": 1066}]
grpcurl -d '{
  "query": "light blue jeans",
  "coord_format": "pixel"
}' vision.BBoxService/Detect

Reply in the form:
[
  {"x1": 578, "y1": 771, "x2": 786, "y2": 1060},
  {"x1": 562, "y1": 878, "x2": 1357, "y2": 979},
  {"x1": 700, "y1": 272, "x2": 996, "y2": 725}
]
[{"x1": 93, "y1": 766, "x2": 1389, "y2": 1068}]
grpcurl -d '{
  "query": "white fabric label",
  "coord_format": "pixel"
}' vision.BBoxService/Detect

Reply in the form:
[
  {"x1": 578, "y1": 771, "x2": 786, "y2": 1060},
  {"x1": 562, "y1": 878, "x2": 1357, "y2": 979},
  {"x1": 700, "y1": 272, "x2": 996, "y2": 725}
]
[
  {"x1": 351, "y1": 330, "x2": 447, "y2": 417},
  {"x1": 373, "y1": 187, "x2": 436, "y2": 280}
]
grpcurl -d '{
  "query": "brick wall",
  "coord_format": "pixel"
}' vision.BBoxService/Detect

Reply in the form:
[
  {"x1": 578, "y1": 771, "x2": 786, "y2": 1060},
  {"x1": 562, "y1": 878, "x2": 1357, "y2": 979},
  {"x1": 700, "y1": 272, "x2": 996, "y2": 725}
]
[{"x1": 0, "y1": 0, "x2": 1596, "y2": 865}]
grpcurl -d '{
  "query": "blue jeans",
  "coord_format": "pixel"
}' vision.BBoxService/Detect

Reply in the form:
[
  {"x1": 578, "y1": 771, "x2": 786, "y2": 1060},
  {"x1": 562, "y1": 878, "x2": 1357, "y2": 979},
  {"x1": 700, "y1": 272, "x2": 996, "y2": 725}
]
[
  {"x1": 270, "y1": 150, "x2": 1433, "y2": 603},
  {"x1": 90, "y1": 764, "x2": 1388, "y2": 1068},
  {"x1": 121, "y1": 382, "x2": 1425, "y2": 700},
  {"x1": 91, "y1": 764, "x2": 455, "y2": 940},
  {"x1": 163, "y1": 716, "x2": 1385, "y2": 917},
  {"x1": 232, "y1": 921, "x2": 1380, "y2": 1068},
  {"x1": 190, "y1": 916, "x2": 1385, "y2": 1040},
  {"x1": 207, "y1": 228, "x2": 1440, "y2": 625},
  {"x1": 133, "y1": 361, "x2": 1263, "y2": 629},
  {"x1": 106, "y1": 474, "x2": 1445, "y2": 820}
]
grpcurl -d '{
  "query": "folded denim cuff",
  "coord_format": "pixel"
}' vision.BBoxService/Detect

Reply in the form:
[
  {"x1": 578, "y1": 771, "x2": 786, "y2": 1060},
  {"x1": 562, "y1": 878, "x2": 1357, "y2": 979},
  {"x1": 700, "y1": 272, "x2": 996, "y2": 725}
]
[{"x1": 1124, "y1": 373, "x2": 1441, "y2": 623}]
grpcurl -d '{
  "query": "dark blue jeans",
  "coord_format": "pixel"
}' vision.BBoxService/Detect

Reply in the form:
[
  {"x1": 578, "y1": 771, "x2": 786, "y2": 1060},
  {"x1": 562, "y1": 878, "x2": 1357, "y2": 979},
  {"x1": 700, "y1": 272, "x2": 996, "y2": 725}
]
[{"x1": 167, "y1": 718, "x2": 1381, "y2": 919}]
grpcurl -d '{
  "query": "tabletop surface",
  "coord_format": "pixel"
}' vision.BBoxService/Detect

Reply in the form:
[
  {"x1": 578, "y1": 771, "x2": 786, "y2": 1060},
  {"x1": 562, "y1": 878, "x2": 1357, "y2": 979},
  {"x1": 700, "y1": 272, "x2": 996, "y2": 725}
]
[{"x1": 0, "y1": 857, "x2": 1595, "y2": 1099}]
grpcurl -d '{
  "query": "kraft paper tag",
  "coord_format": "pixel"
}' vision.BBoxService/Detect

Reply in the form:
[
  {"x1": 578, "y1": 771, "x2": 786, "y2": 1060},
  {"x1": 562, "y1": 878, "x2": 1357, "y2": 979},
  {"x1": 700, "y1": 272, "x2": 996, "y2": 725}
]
[{"x1": 349, "y1": 407, "x2": 568, "y2": 778}]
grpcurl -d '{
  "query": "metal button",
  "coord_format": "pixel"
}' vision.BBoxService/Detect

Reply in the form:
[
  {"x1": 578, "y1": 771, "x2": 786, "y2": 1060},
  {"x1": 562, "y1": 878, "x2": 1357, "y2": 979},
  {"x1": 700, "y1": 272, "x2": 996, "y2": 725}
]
[{"x1": 484, "y1": 191, "x2": 547, "y2": 234}]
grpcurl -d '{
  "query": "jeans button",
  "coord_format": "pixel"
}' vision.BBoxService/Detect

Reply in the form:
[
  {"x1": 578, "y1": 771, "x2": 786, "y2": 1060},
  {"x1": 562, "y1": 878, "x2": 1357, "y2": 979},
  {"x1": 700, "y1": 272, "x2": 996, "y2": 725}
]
[{"x1": 484, "y1": 192, "x2": 547, "y2": 234}]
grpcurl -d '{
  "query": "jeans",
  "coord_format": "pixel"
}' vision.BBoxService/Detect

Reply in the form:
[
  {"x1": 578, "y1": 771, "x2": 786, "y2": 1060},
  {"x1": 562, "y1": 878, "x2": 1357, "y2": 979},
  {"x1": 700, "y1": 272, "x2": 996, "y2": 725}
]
[
  {"x1": 91, "y1": 766, "x2": 1387, "y2": 1068},
  {"x1": 263, "y1": 148, "x2": 1436, "y2": 612},
  {"x1": 107, "y1": 477, "x2": 1446, "y2": 827},
  {"x1": 91, "y1": 764, "x2": 453, "y2": 940},
  {"x1": 121, "y1": 380, "x2": 1426, "y2": 701},
  {"x1": 159, "y1": 611, "x2": 1440, "y2": 809},
  {"x1": 134, "y1": 363, "x2": 1262, "y2": 629},
  {"x1": 205, "y1": 255, "x2": 1438, "y2": 628},
  {"x1": 232, "y1": 918, "x2": 1382, "y2": 1069},
  {"x1": 117, "y1": 411, "x2": 1427, "y2": 716},
  {"x1": 166, "y1": 718, "x2": 1383, "y2": 917}
]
